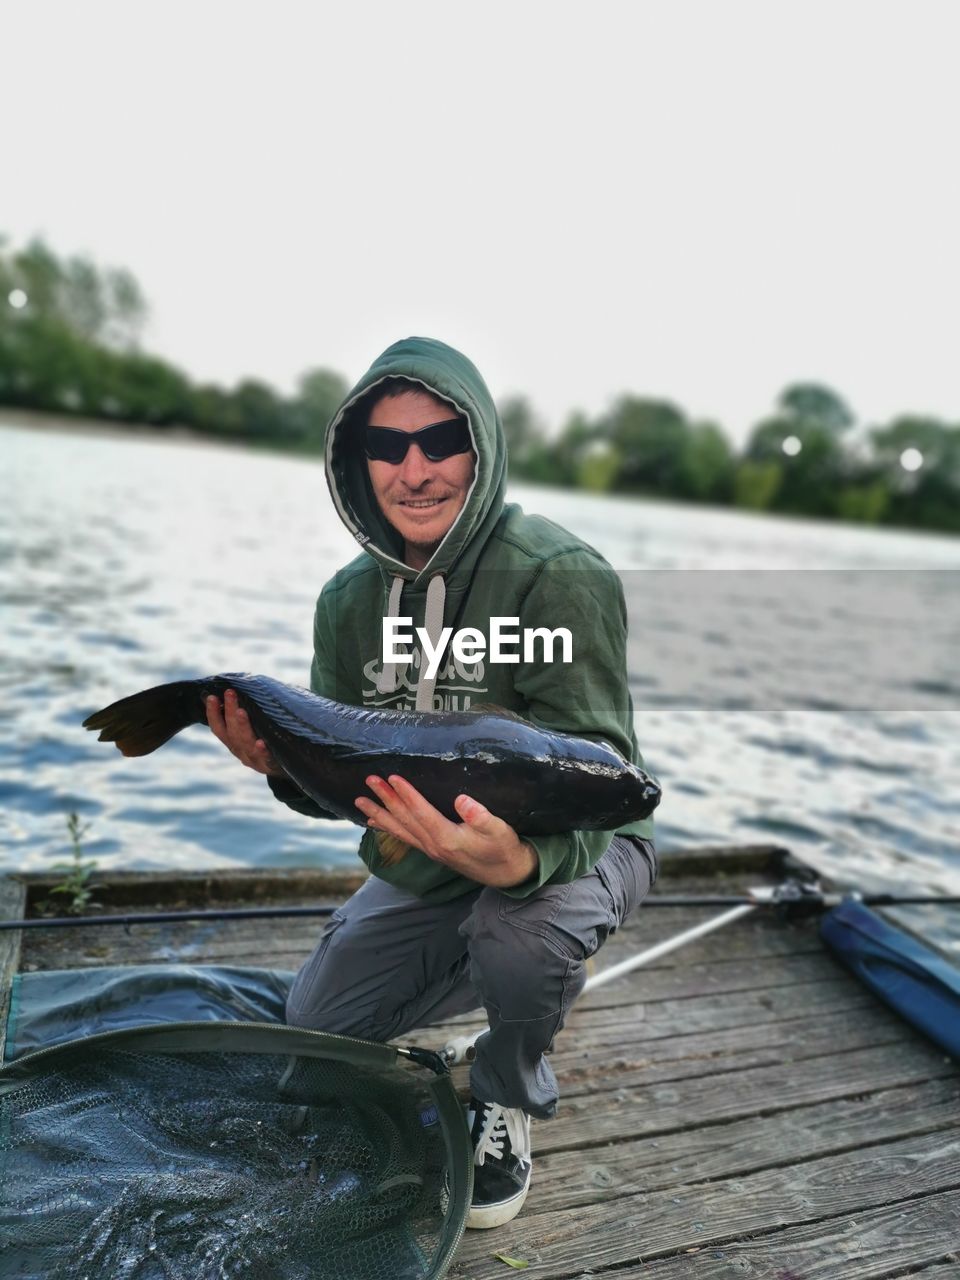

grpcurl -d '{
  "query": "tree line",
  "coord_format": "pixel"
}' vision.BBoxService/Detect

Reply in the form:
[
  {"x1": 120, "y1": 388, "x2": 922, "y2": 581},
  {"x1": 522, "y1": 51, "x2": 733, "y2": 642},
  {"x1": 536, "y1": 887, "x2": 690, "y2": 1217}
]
[
  {"x1": 2, "y1": 237, "x2": 958, "y2": 533},
  {"x1": 0, "y1": 237, "x2": 347, "y2": 452}
]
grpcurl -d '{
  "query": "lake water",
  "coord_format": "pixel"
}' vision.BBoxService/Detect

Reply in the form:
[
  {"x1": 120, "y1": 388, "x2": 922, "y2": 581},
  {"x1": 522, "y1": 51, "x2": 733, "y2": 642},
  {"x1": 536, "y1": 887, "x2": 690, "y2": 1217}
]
[{"x1": 3, "y1": 418, "x2": 959, "y2": 947}]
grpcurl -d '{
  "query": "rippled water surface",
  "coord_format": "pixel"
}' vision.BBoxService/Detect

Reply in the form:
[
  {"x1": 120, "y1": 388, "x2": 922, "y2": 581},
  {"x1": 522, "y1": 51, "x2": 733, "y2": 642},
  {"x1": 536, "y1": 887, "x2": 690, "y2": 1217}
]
[{"x1": 3, "y1": 419, "x2": 959, "y2": 945}]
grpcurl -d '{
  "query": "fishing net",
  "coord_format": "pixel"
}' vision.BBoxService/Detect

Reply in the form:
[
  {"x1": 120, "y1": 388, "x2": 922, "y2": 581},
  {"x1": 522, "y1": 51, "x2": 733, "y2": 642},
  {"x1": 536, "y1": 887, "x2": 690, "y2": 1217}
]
[{"x1": 0, "y1": 1022, "x2": 471, "y2": 1280}]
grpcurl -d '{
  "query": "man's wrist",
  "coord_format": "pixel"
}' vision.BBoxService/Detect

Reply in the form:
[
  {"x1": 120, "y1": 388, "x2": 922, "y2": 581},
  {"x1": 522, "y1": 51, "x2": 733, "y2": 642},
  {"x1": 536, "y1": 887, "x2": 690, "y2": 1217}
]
[{"x1": 505, "y1": 840, "x2": 539, "y2": 887}]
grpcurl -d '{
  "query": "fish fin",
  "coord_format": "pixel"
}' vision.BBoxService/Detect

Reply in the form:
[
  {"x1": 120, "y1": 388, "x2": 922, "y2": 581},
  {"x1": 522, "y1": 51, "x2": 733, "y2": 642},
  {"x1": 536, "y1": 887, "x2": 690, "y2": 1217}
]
[
  {"x1": 375, "y1": 831, "x2": 412, "y2": 867},
  {"x1": 467, "y1": 702, "x2": 531, "y2": 724},
  {"x1": 83, "y1": 681, "x2": 206, "y2": 756}
]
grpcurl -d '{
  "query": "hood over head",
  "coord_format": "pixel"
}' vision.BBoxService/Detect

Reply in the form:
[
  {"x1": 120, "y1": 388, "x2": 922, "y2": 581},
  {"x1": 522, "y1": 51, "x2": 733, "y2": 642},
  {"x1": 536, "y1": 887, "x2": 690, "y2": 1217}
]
[{"x1": 324, "y1": 336, "x2": 508, "y2": 710}]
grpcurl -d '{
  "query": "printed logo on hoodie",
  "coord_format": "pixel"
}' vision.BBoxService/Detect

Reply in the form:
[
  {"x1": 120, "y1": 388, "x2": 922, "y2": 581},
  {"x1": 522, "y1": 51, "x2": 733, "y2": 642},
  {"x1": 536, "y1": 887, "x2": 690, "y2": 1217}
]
[{"x1": 362, "y1": 647, "x2": 488, "y2": 712}]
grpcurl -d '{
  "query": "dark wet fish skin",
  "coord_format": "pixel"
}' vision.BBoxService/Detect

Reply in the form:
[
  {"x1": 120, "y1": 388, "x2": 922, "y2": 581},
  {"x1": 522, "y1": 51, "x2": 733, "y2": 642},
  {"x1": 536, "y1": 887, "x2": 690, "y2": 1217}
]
[{"x1": 83, "y1": 673, "x2": 661, "y2": 834}]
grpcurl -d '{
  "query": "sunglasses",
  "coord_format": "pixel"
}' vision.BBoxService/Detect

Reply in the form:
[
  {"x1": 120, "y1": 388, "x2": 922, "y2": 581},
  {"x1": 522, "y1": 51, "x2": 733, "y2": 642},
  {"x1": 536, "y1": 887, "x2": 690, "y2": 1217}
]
[{"x1": 364, "y1": 418, "x2": 472, "y2": 465}]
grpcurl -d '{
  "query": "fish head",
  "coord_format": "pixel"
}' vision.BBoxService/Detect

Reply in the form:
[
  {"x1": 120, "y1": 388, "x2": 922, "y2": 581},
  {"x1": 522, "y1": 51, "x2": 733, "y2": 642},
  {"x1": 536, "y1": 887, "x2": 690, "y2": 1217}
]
[{"x1": 624, "y1": 764, "x2": 662, "y2": 822}]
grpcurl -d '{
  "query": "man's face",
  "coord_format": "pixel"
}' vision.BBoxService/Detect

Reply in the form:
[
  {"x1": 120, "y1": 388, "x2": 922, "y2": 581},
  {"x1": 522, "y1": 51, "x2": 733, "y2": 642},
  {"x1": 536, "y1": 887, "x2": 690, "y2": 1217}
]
[{"x1": 366, "y1": 389, "x2": 475, "y2": 567}]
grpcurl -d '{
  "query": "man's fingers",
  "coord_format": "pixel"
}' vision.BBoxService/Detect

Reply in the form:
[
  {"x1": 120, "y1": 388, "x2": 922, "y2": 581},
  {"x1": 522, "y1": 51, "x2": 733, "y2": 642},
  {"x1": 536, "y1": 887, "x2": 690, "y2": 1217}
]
[
  {"x1": 384, "y1": 775, "x2": 459, "y2": 843},
  {"x1": 455, "y1": 793, "x2": 506, "y2": 837},
  {"x1": 206, "y1": 696, "x2": 228, "y2": 742},
  {"x1": 363, "y1": 777, "x2": 434, "y2": 846},
  {"x1": 206, "y1": 692, "x2": 275, "y2": 773},
  {"x1": 224, "y1": 690, "x2": 261, "y2": 752},
  {"x1": 355, "y1": 795, "x2": 419, "y2": 849}
]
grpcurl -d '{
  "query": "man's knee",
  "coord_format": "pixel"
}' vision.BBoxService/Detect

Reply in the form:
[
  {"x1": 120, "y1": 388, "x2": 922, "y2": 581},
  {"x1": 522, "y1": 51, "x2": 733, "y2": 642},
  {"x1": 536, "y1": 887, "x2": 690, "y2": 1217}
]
[
  {"x1": 284, "y1": 913, "x2": 391, "y2": 1039},
  {"x1": 462, "y1": 887, "x2": 591, "y2": 1019},
  {"x1": 284, "y1": 993, "x2": 388, "y2": 1039}
]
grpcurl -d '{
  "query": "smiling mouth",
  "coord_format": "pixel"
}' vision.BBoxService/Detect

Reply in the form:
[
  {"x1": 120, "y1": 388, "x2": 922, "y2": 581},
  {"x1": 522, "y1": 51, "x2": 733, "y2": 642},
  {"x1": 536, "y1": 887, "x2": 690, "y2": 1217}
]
[{"x1": 399, "y1": 497, "x2": 447, "y2": 509}]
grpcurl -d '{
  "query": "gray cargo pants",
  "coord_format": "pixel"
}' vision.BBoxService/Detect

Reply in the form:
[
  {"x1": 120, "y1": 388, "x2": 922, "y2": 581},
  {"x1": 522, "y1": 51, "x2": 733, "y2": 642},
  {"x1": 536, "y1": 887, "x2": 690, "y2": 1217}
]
[{"x1": 285, "y1": 834, "x2": 656, "y2": 1119}]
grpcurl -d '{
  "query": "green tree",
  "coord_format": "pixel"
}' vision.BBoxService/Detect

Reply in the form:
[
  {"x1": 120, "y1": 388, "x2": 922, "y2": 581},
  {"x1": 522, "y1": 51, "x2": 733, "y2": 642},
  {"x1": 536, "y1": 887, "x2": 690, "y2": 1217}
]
[
  {"x1": 5, "y1": 239, "x2": 146, "y2": 348},
  {"x1": 0, "y1": 237, "x2": 153, "y2": 417},
  {"x1": 746, "y1": 383, "x2": 855, "y2": 517},
  {"x1": 106, "y1": 352, "x2": 192, "y2": 424},
  {"x1": 231, "y1": 379, "x2": 289, "y2": 440},
  {"x1": 102, "y1": 268, "x2": 147, "y2": 349},
  {"x1": 188, "y1": 383, "x2": 247, "y2": 437},
  {"x1": 870, "y1": 416, "x2": 960, "y2": 531},
  {"x1": 601, "y1": 396, "x2": 689, "y2": 494},
  {"x1": 577, "y1": 442, "x2": 621, "y2": 492},
  {"x1": 778, "y1": 382, "x2": 853, "y2": 432},
  {"x1": 60, "y1": 255, "x2": 107, "y2": 341},
  {"x1": 746, "y1": 416, "x2": 847, "y2": 515},
  {"x1": 679, "y1": 421, "x2": 736, "y2": 503},
  {"x1": 499, "y1": 395, "x2": 546, "y2": 473},
  {"x1": 9, "y1": 239, "x2": 63, "y2": 317},
  {"x1": 550, "y1": 410, "x2": 595, "y2": 485},
  {"x1": 734, "y1": 459, "x2": 783, "y2": 510},
  {"x1": 835, "y1": 481, "x2": 889, "y2": 524},
  {"x1": 291, "y1": 367, "x2": 348, "y2": 451}
]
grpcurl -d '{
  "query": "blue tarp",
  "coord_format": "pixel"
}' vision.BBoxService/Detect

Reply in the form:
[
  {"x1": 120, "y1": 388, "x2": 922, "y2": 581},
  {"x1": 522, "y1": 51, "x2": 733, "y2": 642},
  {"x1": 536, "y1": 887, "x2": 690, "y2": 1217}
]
[
  {"x1": 4, "y1": 964, "x2": 293, "y2": 1062},
  {"x1": 820, "y1": 899, "x2": 960, "y2": 1059}
]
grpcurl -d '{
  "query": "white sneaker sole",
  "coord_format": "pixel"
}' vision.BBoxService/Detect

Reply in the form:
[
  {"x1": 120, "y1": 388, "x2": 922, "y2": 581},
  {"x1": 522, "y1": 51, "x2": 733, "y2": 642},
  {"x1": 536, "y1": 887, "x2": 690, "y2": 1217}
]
[{"x1": 466, "y1": 1174, "x2": 532, "y2": 1230}]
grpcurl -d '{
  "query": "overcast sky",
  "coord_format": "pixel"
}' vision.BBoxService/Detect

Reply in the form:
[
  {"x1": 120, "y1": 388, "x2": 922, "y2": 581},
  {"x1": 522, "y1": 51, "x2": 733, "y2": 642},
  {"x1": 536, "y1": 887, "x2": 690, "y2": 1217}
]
[{"x1": 4, "y1": 1, "x2": 959, "y2": 442}]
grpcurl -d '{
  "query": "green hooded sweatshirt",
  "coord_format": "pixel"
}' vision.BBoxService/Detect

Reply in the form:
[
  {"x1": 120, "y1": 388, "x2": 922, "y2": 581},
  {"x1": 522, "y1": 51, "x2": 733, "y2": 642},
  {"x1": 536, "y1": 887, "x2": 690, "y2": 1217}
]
[{"x1": 269, "y1": 336, "x2": 655, "y2": 901}]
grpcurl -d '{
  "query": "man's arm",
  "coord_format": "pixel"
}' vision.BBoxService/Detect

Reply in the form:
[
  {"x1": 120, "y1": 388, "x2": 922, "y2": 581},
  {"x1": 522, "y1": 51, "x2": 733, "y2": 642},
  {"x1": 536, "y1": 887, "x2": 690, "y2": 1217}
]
[{"x1": 501, "y1": 550, "x2": 643, "y2": 897}]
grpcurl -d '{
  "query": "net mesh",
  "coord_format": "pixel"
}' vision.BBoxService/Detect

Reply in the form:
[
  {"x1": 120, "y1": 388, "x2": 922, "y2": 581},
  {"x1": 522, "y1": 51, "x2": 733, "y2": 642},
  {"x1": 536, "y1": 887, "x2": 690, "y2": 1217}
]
[{"x1": 0, "y1": 1040, "x2": 462, "y2": 1279}]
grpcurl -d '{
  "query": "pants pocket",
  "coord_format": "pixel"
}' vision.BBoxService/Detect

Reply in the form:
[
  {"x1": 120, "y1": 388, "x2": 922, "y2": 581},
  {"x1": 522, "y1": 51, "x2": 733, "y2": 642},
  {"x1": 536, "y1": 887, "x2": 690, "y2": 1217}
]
[
  {"x1": 594, "y1": 836, "x2": 654, "y2": 931},
  {"x1": 494, "y1": 876, "x2": 613, "y2": 963},
  {"x1": 497, "y1": 881, "x2": 573, "y2": 932}
]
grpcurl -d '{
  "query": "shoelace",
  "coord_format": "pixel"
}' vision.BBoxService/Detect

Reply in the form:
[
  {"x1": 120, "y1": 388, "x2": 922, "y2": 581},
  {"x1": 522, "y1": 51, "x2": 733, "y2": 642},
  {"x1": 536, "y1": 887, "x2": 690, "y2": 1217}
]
[{"x1": 473, "y1": 1103, "x2": 531, "y2": 1167}]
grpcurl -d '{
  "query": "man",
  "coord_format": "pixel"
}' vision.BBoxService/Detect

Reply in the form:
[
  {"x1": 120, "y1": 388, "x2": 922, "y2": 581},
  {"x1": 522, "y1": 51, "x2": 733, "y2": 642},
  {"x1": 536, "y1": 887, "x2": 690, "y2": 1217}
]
[{"x1": 206, "y1": 336, "x2": 657, "y2": 1229}]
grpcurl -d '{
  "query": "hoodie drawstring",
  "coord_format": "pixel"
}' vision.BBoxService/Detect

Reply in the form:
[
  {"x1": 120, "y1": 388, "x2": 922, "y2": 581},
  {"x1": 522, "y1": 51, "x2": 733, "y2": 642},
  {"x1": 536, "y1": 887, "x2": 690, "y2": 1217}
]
[
  {"x1": 376, "y1": 572, "x2": 448, "y2": 711},
  {"x1": 415, "y1": 574, "x2": 447, "y2": 713},
  {"x1": 376, "y1": 574, "x2": 408, "y2": 695}
]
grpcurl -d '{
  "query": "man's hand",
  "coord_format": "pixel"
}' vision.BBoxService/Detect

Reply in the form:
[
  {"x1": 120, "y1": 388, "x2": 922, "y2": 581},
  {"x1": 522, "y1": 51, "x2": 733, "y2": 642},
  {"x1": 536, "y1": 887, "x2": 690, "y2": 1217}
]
[
  {"x1": 354, "y1": 774, "x2": 539, "y2": 889},
  {"x1": 206, "y1": 689, "x2": 285, "y2": 777}
]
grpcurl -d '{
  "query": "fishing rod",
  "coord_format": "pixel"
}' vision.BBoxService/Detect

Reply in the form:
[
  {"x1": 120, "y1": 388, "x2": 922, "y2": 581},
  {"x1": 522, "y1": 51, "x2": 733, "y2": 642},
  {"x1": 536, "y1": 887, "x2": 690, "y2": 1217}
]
[{"x1": 2, "y1": 879, "x2": 957, "y2": 932}]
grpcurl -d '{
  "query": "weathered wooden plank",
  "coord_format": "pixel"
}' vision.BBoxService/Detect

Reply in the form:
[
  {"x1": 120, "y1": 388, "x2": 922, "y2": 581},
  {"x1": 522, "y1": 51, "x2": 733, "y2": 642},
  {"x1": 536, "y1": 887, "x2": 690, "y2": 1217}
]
[
  {"x1": 0, "y1": 878, "x2": 27, "y2": 1062},
  {"x1": 18, "y1": 906, "x2": 825, "y2": 972},
  {"x1": 550, "y1": 1004, "x2": 919, "y2": 1096},
  {"x1": 911, "y1": 1266, "x2": 960, "y2": 1276},
  {"x1": 450, "y1": 1131, "x2": 960, "y2": 1277},
  {"x1": 584, "y1": 1188, "x2": 960, "y2": 1280},
  {"x1": 539, "y1": 976, "x2": 873, "y2": 1036},
  {"x1": 399, "y1": 994, "x2": 904, "y2": 1085},
  {"x1": 534, "y1": 1041, "x2": 957, "y2": 1154},
  {"x1": 592, "y1": 908, "x2": 825, "y2": 965},
  {"x1": 18, "y1": 886, "x2": 825, "y2": 972},
  {"x1": 405, "y1": 1005, "x2": 922, "y2": 1112},
  {"x1": 18, "y1": 925, "x2": 826, "y2": 980},
  {"x1": 20, "y1": 866, "x2": 368, "y2": 909},
  {"x1": 891, "y1": 1264, "x2": 960, "y2": 1278},
  {"x1": 525, "y1": 1077, "x2": 960, "y2": 1215},
  {"x1": 15, "y1": 843, "x2": 795, "y2": 909},
  {"x1": 587, "y1": 948, "x2": 840, "y2": 999}
]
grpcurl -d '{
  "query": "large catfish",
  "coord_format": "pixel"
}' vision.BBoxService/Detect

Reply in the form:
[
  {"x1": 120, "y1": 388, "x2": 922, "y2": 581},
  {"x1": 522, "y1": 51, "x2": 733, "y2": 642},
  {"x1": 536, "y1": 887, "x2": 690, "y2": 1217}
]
[{"x1": 83, "y1": 674, "x2": 661, "y2": 862}]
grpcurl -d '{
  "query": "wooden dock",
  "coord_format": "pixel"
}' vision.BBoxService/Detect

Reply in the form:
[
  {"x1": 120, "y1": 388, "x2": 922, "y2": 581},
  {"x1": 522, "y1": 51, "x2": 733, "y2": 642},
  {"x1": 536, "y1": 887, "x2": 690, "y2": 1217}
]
[{"x1": 3, "y1": 844, "x2": 959, "y2": 1276}]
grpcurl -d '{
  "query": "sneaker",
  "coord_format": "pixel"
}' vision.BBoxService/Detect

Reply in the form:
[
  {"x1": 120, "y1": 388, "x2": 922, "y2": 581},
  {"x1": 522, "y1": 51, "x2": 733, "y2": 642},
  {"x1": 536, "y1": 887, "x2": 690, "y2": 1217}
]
[{"x1": 466, "y1": 1098, "x2": 532, "y2": 1229}]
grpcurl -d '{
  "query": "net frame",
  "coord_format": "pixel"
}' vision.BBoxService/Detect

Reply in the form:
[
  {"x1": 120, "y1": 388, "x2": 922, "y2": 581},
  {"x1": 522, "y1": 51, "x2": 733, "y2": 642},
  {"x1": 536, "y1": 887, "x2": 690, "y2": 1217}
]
[{"x1": 0, "y1": 1019, "x2": 473, "y2": 1280}]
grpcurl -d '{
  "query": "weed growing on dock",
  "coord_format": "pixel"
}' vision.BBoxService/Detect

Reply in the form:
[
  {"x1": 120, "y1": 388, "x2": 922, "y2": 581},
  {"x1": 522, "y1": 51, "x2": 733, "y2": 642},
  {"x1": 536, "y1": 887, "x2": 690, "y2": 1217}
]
[{"x1": 46, "y1": 813, "x2": 100, "y2": 915}]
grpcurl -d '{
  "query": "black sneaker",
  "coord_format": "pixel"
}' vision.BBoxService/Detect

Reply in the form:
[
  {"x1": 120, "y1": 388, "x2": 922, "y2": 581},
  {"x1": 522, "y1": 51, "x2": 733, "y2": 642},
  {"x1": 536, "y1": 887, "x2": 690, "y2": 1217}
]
[{"x1": 466, "y1": 1098, "x2": 532, "y2": 1229}]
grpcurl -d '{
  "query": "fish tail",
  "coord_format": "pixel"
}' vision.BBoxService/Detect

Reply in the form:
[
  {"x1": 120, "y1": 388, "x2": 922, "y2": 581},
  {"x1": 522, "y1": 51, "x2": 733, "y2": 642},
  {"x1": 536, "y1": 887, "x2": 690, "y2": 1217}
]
[{"x1": 82, "y1": 680, "x2": 209, "y2": 756}]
